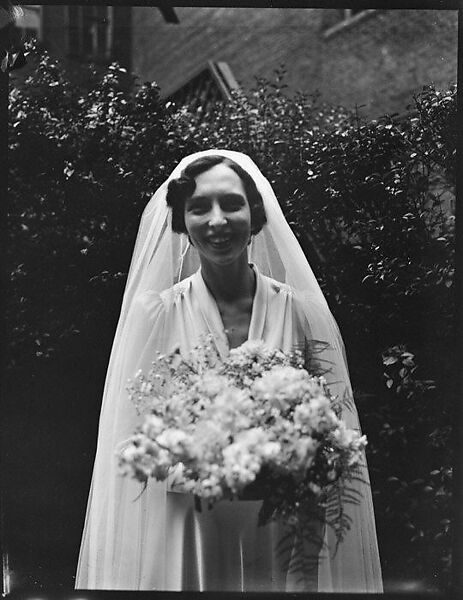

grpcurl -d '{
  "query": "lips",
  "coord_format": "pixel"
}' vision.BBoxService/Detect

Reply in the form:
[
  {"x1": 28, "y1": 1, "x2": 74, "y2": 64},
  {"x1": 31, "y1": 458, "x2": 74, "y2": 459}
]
[{"x1": 208, "y1": 237, "x2": 232, "y2": 250}]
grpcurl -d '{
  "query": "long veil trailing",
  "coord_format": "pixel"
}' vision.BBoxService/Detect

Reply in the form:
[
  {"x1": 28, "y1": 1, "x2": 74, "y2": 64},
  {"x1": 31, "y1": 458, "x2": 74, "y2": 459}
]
[{"x1": 76, "y1": 150, "x2": 382, "y2": 591}]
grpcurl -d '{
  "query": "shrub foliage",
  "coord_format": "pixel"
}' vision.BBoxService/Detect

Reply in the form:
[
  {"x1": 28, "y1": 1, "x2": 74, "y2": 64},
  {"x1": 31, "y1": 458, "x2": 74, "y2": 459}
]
[{"x1": 8, "y1": 49, "x2": 455, "y2": 589}]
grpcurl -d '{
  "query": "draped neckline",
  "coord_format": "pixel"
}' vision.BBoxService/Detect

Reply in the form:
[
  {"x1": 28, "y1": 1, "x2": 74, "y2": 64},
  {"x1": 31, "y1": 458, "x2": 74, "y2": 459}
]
[{"x1": 191, "y1": 264, "x2": 267, "y2": 357}]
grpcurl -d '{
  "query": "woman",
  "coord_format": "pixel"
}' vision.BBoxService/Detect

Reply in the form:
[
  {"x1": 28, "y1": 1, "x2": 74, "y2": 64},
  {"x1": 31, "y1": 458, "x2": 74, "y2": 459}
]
[{"x1": 76, "y1": 150, "x2": 382, "y2": 592}]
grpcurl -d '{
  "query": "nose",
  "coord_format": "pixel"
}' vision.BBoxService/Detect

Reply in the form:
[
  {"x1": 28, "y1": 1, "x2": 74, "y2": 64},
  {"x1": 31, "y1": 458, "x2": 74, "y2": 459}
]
[{"x1": 208, "y1": 202, "x2": 227, "y2": 227}]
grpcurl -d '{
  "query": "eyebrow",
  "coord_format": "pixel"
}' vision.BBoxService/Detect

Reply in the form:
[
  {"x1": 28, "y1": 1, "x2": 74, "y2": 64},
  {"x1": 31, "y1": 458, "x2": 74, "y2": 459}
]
[{"x1": 188, "y1": 192, "x2": 246, "y2": 202}]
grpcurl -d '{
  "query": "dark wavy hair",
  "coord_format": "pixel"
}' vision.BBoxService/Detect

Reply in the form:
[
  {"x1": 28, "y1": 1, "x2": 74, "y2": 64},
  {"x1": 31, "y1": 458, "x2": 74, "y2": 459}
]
[{"x1": 166, "y1": 155, "x2": 267, "y2": 235}]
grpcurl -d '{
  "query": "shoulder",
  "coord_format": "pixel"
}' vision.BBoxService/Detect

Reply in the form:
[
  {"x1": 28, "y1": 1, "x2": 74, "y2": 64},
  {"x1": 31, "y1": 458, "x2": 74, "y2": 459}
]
[
  {"x1": 258, "y1": 271, "x2": 295, "y2": 298},
  {"x1": 132, "y1": 289, "x2": 166, "y2": 323},
  {"x1": 133, "y1": 273, "x2": 198, "y2": 319},
  {"x1": 258, "y1": 270, "x2": 331, "y2": 320},
  {"x1": 159, "y1": 273, "x2": 196, "y2": 306}
]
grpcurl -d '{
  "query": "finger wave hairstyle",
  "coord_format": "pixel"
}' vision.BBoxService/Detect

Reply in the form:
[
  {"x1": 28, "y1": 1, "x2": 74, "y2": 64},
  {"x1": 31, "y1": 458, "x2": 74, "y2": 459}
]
[{"x1": 165, "y1": 155, "x2": 268, "y2": 235}]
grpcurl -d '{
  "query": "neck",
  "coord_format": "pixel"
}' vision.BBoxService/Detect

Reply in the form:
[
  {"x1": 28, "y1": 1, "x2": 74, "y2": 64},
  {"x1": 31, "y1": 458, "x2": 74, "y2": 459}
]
[{"x1": 200, "y1": 256, "x2": 255, "y2": 303}]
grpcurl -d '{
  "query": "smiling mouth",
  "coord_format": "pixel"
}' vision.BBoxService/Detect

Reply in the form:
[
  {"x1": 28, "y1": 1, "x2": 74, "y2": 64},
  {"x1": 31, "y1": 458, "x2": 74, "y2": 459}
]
[{"x1": 208, "y1": 238, "x2": 232, "y2": 250}]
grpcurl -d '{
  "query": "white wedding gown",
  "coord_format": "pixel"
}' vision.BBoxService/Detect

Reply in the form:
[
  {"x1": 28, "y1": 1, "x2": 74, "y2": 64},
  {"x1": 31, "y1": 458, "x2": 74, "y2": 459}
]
[{"x1": 76, "y1": 265, "x2": 382, "y2": 592}]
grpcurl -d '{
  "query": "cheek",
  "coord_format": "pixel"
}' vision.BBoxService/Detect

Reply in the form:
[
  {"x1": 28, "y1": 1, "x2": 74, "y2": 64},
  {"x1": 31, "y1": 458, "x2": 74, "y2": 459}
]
[
  {"x1": 184, "y1": 217, "x2": 203, "y2": 242},
  {"x1": 242, "y1": 210, "x2": 253, "y2": 235}
]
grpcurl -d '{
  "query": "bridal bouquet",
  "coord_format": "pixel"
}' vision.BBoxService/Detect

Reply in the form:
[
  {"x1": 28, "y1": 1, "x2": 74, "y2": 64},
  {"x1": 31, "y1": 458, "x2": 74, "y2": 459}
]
[{"x1": 118, "y1": 338, "x2": 366, "y2": 539}]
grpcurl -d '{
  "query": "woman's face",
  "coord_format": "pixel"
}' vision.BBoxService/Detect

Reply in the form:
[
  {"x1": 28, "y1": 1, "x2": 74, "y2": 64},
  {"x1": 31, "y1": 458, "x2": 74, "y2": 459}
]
[{"x1": 184, "y1": 163, "x2": 252, "y2": 268}]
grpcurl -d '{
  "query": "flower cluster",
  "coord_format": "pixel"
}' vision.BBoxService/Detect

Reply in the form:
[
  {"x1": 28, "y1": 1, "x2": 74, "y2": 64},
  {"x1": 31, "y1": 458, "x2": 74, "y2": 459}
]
[{"x1": 118, "y1": 338, "x2": 366, "y2": 524}]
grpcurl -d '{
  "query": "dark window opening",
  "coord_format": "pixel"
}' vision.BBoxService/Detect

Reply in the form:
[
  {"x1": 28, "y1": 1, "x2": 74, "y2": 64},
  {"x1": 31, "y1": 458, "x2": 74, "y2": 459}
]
[
  {"x1": 350, "y1": 9, "x2": 368, "y2": 17},
  {"x1": 322, "y1": 9, "x2": 376, "y2": 36},
  {"x1": 68, "y1": 6, "x2": 112, "y2": 61},
  {"x1": 158, "y1": 6, "x2": 179, "y2": 24},
  {"x1": 167, "y1": 61, "x2": 239, "y2": 114}
]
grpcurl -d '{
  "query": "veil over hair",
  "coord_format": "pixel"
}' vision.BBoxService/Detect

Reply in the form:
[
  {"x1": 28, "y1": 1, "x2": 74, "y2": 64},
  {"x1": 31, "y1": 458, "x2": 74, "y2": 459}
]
[{"x1": 76, "y1": 150, "x2": 382, "y2": 591}]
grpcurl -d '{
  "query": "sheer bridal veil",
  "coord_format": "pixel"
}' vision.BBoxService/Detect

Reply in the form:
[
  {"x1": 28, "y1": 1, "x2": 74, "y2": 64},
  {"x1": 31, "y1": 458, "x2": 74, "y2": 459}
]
[{"x1": 76, "y1": 150, "x2": 382, "y2": 591}]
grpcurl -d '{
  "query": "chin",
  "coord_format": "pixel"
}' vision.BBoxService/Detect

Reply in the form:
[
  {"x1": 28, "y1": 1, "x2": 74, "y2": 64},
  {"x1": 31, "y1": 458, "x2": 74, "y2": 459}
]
[
  {"x1": 205, "y1": 250, "x2": 248, "y2": 268},
  {"x1": 210, "y1": 255, "x2": 240, "y2": 267}
]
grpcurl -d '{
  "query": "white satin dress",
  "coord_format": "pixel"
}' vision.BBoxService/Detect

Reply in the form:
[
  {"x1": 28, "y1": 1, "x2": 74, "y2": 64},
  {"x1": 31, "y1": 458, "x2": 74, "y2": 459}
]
[{"x1": 76, "y1": 265, "x2": 382, "y2": 592}]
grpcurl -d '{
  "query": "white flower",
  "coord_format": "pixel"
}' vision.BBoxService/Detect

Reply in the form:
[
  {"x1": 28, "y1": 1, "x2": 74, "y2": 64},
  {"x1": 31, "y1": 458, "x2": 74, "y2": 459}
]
[
  {"x1": 308, "y1": 481, "x2": 322, "y2": 497},
  {"x1": 332, "y1": 425, "x2": 366, "y2": 449},
  {"x1": 229, "y1": 340, "x2": 268, "y2": 362},
  {"x1": 293, "y1": 436, "x2": 319, "y2": 468},
  {"x1": 181, "y1": 479, "x2": 199, "y2": 494},
  {"x1": 327, "y1": 469, "x2": 337, "y2": 482},
  {"x1": 198, "y1": 472, "x2": 224, "y2": 500},
  {"x1": 252, "y1": 365, "x2": 311, "y2": 412},
  {"x1": 193, "y1": 372, "x2": 229, "y2": 398},
  {"x1": 192, "y1": 420, "x2": 230, "y2": 463},
  {"x1": 293, "y1": 396, "x2": 339, "y2": 433},
  {"x1": 260, "y1": 441, "x2": 281, "y2": 461},
  {"x1": 157, "y1": 428, "x2": 192, "y2": 456},
  {"x1": 140, "y1": 381, "x2": 153, "y2": 394},
  {"x1": 141, "y1": 415, "x2": 165, "y2": 438},
  {"x1": 222, "y1": 428, "x2": 273, "y2": 491},
  {"x1": 331, "y1": 425, "x2": 367, "y2": 466},
  {"x1": 117, "y1": 434, "x2": 172, "y2": 480},
  {"x1": 207, "y1": 387, "x2": 253, "y2": 432},
  {"x1": 222, "y1": 445, "x2": 261, "y2": 491}
]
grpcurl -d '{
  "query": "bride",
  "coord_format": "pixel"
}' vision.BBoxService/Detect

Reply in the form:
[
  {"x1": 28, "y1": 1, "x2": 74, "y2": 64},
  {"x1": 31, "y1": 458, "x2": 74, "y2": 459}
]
[{"x1": 76, "y1": 150, "x2": 383, "y2": 592}]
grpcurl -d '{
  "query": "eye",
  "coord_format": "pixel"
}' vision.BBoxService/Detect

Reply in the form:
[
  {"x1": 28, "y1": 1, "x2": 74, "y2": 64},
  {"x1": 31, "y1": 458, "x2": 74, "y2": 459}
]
[
  {"x1": 189, "y1": 205, "x2": 207, "y2": 215},
  {"x1": 221, "y1": 195, "x2": 246, "y2": 211},
  {"x1": 186, "y1": 198, "x2": 209, "y2": 215}
]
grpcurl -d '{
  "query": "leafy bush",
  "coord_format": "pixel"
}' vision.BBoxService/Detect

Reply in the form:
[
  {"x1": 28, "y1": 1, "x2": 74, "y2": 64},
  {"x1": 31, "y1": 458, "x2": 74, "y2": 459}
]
[
  {"x1": 7, "y1": 48, "x2": 455, "y2": 590},
  {"x1": 8, "y1": 51, "x2": 173, "y2": 371},
  {"x1": 363, "y1": 346, "x2": 453, "y2": 589}
]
